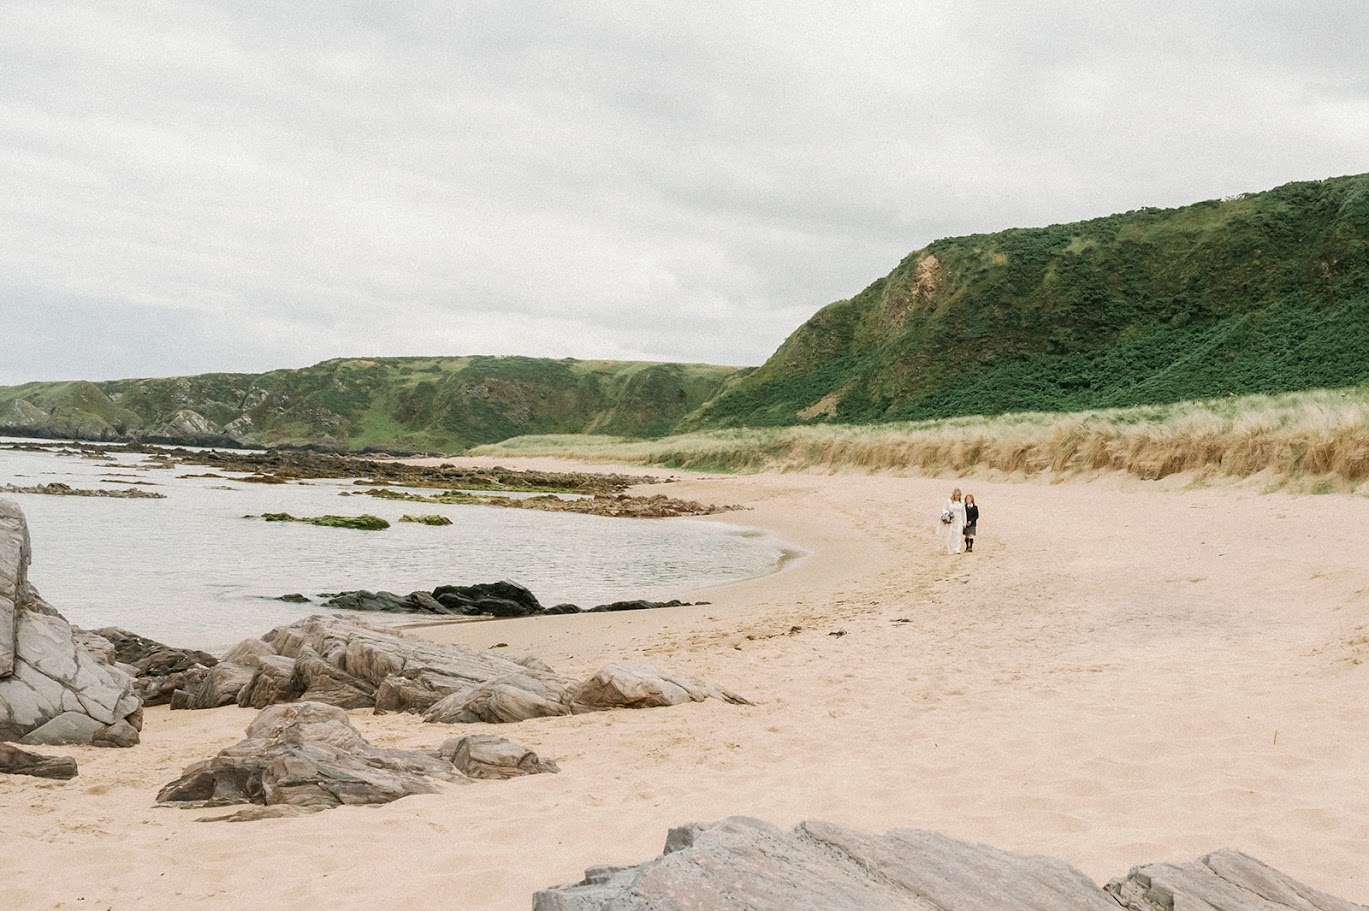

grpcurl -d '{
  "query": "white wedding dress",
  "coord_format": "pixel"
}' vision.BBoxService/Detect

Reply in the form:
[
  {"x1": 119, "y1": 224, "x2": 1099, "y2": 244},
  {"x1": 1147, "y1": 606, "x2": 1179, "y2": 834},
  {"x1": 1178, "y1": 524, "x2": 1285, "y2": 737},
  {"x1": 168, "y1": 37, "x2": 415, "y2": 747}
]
[{"x1": 941, "y1": 499, "x2": 967, "y2": 554}]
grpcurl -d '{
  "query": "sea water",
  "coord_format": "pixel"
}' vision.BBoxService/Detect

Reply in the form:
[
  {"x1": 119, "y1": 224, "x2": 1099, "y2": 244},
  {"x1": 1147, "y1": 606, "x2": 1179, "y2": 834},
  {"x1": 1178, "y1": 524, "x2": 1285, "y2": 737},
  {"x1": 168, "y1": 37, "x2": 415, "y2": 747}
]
[{"x1": 0, "y1": 440, "x2": 791, "y2": 651}]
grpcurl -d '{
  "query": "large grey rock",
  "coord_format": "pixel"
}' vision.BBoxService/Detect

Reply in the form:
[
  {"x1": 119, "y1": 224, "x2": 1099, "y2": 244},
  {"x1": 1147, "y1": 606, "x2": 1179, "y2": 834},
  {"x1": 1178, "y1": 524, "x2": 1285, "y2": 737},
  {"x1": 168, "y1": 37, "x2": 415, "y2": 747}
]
[
  {"x1": 537, "y1": 818, "x2": 1367, "y2": 911},
  {"x1": 0, "y1": 741, "x2": 78, "y2": 779},
  {"x1": 0, "y1": 498, "x2": 25, "y2": 678},
  {"x1": 423, "y1": 672, "x2": 580, "y2": 724},
  {"x1": 260, "y1": 616, "x2": 550, "y2": 713},
  {"x1": 572, "y1": 660, "x2": 753, "y2": 711},
  {"x1": 0, "y1": 500, "x2": 142, "y2": 747},
  {"x1": 1105, "y1": 849, "x2": 1366, "y2": 911},
  {"x1": 156, "y1": 701, "x2": 462, "y2": 814},
  {"x1": 535, "y1": 817, "x2": 1121, "y2": 911},
  {"x1": 437, "y1": 734, "x2": 560, "y2": 780}
]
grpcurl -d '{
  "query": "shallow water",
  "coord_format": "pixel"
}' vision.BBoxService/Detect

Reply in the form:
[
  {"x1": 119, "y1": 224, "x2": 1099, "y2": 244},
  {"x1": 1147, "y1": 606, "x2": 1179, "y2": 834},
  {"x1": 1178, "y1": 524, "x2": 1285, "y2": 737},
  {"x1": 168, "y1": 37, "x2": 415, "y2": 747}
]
[{"x1": 0, "y1": 441, "x2": 789, "y2": 651}]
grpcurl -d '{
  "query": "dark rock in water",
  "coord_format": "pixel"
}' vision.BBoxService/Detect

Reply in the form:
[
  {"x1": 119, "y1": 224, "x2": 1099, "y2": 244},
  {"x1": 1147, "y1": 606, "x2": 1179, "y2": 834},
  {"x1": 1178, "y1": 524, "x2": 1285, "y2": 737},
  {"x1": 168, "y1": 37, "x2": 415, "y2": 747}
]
[
  {"x1": 536, "y1": 818, "x2": 1364, "y2": 911},
  {"x1": 156, "y1": 701, "x2": 460, "y2": 814},
  {"x1": 323, "y1": 580, "x2": 703, "y2": 618},
  {"x1": 326, "y1": 589, "x2": 447, "y2": 614},
  {"x1": 275, "y1": 593, "x2": 311, "y2": 603},
  {"x1": 586, "y1": 599, "x2": 689, "y2": 613},
  {"x1": 432, "y1": 580, "x2": 544, "y2": 617},
  {"x1": 0, "y1": 742, "x2": 78, "y2": 779}
]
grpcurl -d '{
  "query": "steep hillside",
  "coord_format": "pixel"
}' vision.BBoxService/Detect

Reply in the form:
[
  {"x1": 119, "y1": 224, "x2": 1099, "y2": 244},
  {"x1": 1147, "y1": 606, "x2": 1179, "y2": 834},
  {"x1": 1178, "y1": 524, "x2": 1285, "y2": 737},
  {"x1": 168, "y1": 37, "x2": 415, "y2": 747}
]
[
  {"x1": 0, "y1": 356, "x2": 747, "y2": 453},
  {"x1": 689, "y1": 173, "x2": 1369, "y2": 427}
]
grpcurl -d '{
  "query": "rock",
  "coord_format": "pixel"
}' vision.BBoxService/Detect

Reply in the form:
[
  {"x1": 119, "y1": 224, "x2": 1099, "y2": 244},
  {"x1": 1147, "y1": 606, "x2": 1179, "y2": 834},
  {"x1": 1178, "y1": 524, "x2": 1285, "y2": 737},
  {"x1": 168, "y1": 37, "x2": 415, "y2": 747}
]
[
  {"x1": 431, "y1": 580, "x2": 544, "y2": 617},
  {"x1": 573, "y1": 661, "x2": 752, "y2": 711},
  {"x1": 326, "y1": 589, "x2": 447, "y2": 614},
  {"x1": 258, "y1": 616, "x2": 542, "y2": 714},
  {"x1": 537, "y1": 818, "x2": 1369, "y2": 911},
  {"x1": 174, "y1": 661, "x2": 257, "y2": 710},
  {"x1": 1105, "y1": 849, "x2": 1366, "y2": 911},
  {"x1": 585, "y1": 599, "x2": 689, "y2": 613},
  {"x1": 288, "y1": 647, "x2": 375, "y2": 708},
  {"x1": 437, "y1": 734, "x2": 559, "y2": 779},
  {"x1": 534, "y1": 817, "x2": 1122, "y2": 910},
  {"x1": 156, "y1": 702, "x2": 461, "y2": 813},
  {"x1": 423, "y1": 672, "x2": 580, "y2": 724},
  {"x1": 85, "y1": 626, "x2": 218, "y2": 707},
  {"x1": 275, "y1": 593, "x2": 311, "y2": 603},
  {"x1": 236, "y1": 655, "x2": 298, "y2": 709},
  {"x1": 0, "y1": 741, "x2": 78, "y2": 779},
  {"x1": 0, "y1": 499, "x2": 142, "y2": 747},
  {"x1": 221, "y1": 637, "x2": 279, "y2": 667}
]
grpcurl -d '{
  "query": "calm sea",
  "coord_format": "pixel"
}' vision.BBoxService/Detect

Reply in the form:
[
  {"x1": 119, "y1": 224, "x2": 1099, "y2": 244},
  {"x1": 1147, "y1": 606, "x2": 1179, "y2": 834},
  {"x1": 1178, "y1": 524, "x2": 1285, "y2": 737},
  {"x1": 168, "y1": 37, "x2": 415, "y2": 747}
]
[{"x1": 0, "y1": 440, "x2": 792, "y2": 652}]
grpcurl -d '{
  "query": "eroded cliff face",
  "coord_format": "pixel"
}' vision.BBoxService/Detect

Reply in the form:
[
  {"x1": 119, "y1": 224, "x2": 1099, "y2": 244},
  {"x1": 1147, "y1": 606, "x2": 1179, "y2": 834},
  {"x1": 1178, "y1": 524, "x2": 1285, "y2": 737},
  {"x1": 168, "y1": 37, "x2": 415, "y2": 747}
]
[{"x1": 0, "y1": 499, "x2": 142, "y2": 747}]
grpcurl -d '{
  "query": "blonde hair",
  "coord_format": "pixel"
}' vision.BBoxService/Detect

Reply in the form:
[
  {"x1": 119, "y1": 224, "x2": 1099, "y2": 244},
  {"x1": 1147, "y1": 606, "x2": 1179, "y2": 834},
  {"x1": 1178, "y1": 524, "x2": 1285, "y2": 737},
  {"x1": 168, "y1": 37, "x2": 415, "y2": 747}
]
[{"x1": 951, "y1": 488, "x2": 962, "y2": 500}]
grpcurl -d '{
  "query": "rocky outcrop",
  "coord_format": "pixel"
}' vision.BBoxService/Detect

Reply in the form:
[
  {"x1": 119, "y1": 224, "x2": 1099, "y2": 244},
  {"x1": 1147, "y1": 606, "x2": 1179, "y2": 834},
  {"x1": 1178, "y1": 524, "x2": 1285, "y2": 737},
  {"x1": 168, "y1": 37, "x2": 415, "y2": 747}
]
[
  {"x1": 156, "y1": 702, "x2": 458, "y2": 813},
  {"x1": 325, "y1": 580, "x2": 699, "y2": 618},
  {"x1": 0, "y1": 500, "x2": 142, "y2": 747},
  {"x1": 535, "y1": 817, "x2": 1365, "y2": 911},
  {"x1": 0, "y1": 742, "x2": 78, "y2": 779},
  {"x1": 1105, "y1": 850, "x2": 1366, "y2": 911},
  {"x1": 168, "y1": 616, "x2": 749, "y2": 727},
  {"x1": 82, "y1": 627, "x2": 217, "y2": 707},
  {"x1": 156, "y1": 703, "x2": 558, "y2": 817}
]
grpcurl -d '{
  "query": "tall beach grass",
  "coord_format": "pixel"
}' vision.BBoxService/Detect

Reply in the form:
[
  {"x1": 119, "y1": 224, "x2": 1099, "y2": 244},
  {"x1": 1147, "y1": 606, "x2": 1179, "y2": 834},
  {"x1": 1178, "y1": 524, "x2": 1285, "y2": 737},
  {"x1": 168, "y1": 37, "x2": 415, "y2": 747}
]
[{"x1": 469, "y1": 387, "x2": 1369, "y2": 489}]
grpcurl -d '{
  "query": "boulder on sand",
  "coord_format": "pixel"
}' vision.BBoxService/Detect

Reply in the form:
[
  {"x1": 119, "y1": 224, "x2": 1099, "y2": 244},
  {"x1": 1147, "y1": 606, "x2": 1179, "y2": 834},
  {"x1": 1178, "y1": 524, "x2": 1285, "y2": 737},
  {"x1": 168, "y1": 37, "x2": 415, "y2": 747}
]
[
  {"x1": 156, "y1": 701, "x2": 458, "y2": 813},
  {"x1": 535, "y1": 817, "x2": 1363, "y2": 911},
  {"x1": 156, "y1": 703, "x2": 560, "y2": 817},
  {"x1": 0, "y1": 741, "x2": 78, "y2": 779},
  {"x1": 573, "y1": 661, "x2": 753, "y2": 711}
]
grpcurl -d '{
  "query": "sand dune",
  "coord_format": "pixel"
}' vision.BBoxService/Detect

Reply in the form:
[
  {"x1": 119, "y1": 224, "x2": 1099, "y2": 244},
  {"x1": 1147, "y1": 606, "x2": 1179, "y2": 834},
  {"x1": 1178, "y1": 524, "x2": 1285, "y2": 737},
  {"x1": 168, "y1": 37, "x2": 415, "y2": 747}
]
[{"x1": 3, "y1": 463, "x2": 1367, "y2": 909}]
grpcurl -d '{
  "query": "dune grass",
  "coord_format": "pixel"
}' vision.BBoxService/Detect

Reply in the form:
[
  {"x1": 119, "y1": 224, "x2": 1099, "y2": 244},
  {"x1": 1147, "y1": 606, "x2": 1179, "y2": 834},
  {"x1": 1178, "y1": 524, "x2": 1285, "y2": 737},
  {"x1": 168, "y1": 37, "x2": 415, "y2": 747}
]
[{"x1": 469, "y1": 386, "x2": 1369, "y2": 490}]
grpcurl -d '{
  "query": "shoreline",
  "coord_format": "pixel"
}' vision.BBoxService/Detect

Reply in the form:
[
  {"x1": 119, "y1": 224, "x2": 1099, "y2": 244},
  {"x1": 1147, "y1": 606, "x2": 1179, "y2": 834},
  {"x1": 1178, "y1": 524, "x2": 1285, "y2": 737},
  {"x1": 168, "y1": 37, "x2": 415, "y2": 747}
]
[{"x1": 2, "y1": 459, "x2": 1367, "y2": 909}]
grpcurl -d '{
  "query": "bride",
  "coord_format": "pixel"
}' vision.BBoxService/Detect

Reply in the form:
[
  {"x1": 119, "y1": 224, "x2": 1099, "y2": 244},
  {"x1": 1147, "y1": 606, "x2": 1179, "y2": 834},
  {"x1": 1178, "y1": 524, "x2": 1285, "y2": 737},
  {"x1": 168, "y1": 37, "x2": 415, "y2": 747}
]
[{"x1": 940, "y1": 488, "x2": 967, "y2": 554}]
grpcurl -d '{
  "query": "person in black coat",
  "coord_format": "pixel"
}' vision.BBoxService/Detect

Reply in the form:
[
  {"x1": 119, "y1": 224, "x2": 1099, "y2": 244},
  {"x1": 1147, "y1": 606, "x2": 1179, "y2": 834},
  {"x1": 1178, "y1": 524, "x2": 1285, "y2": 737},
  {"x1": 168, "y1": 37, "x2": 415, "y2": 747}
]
[{"x1": 963, "y1": 494, "x2": 979, "y2": 552}]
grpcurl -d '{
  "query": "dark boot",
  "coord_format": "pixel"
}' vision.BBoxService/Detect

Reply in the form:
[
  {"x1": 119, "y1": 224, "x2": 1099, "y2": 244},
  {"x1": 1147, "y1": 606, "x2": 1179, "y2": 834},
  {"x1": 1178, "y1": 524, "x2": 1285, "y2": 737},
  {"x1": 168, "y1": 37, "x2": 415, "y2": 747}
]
[{"x1": 965, "y1": 538, "x2": 973, "y2": 552}]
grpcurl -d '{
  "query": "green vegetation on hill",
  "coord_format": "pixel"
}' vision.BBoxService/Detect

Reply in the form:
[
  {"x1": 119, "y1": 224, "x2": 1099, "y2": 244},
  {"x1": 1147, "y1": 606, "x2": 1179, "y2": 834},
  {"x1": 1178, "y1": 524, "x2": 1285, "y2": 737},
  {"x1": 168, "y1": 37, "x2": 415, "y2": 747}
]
[
  {"x1": 689, "y1": 173, "x2": 1369, "y2": 428},
  {"x1": 0, "y1": 356, "x2": 746, "y2": 453}
]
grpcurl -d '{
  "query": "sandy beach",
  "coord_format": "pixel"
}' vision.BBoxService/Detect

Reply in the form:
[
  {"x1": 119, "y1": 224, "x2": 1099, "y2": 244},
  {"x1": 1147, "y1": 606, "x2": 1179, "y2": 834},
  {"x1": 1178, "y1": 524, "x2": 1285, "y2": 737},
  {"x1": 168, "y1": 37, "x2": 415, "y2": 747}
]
[{"x1": 3, "y1": 462, "x2": 1368, "y2": 910}]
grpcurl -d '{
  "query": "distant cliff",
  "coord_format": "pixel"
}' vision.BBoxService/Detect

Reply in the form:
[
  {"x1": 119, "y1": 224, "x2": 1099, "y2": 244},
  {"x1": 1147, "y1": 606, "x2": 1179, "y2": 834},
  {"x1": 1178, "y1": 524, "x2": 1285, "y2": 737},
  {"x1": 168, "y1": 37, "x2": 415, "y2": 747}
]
[
  {"x1": 687, "y1": 173, "x2": 1369, "y2": 427},
  {"x1": 0, "y1": 356, "x2": 748, "y2": 453}
]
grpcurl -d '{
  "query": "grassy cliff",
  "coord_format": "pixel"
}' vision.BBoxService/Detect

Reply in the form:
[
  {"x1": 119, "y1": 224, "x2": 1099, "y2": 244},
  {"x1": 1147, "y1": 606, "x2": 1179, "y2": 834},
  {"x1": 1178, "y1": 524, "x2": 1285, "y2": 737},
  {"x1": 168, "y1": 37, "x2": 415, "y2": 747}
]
[
  {"x1": 688, "y1": 173, "x2": 1369, "y2": 428},
  {"x1": 0, "y1": 356, "x2": 747, "y2": 453}
]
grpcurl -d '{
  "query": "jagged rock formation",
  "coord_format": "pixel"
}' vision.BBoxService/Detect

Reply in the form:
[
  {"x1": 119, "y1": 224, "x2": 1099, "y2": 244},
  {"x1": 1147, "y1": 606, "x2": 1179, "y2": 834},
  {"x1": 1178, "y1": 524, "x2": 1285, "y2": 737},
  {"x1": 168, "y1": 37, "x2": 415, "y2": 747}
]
[
  {"x1": 79, "y1": 627, "x2": 218, "y2": 707},
  {"x1": 0, "y1": 500, "x2": 142, "y2": 747},
  {"x1": 534, "y1": 817, "x2": 1366, "y2": 911},
  {"x1": 159, "y1": 615, "x2": 749, "y2": 723},
  {"x1": 156, "y1": 702, "x2": 555, "y2": 816}
]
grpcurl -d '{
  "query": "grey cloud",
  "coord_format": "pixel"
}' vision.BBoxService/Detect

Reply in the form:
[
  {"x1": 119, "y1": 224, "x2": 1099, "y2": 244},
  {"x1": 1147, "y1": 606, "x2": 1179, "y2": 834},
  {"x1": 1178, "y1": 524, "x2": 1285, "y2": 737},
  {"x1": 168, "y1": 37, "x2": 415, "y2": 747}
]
[{"x1": 1, "y1": 2, "x2": 1366, "y2": 385}]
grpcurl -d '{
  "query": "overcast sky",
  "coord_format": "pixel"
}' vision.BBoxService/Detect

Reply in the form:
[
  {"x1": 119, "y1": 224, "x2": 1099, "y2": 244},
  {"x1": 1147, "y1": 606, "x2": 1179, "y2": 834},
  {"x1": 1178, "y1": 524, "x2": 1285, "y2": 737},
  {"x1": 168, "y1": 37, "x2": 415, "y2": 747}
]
[{"x1": 2, "y1": 2, "x2": 1366, "y2": 384}]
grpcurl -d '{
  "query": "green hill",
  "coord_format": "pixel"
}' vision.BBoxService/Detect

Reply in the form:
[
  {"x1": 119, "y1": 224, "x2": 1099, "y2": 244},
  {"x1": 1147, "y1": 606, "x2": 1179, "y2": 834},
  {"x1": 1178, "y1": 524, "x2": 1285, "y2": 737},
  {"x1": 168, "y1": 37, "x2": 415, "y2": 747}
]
[
  {"x1": 688, "y1": 173, "x2": 1369, "y2": 428},
  {"x1": 0, "y1": 356, "x2": 747, "y2": 453}
]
